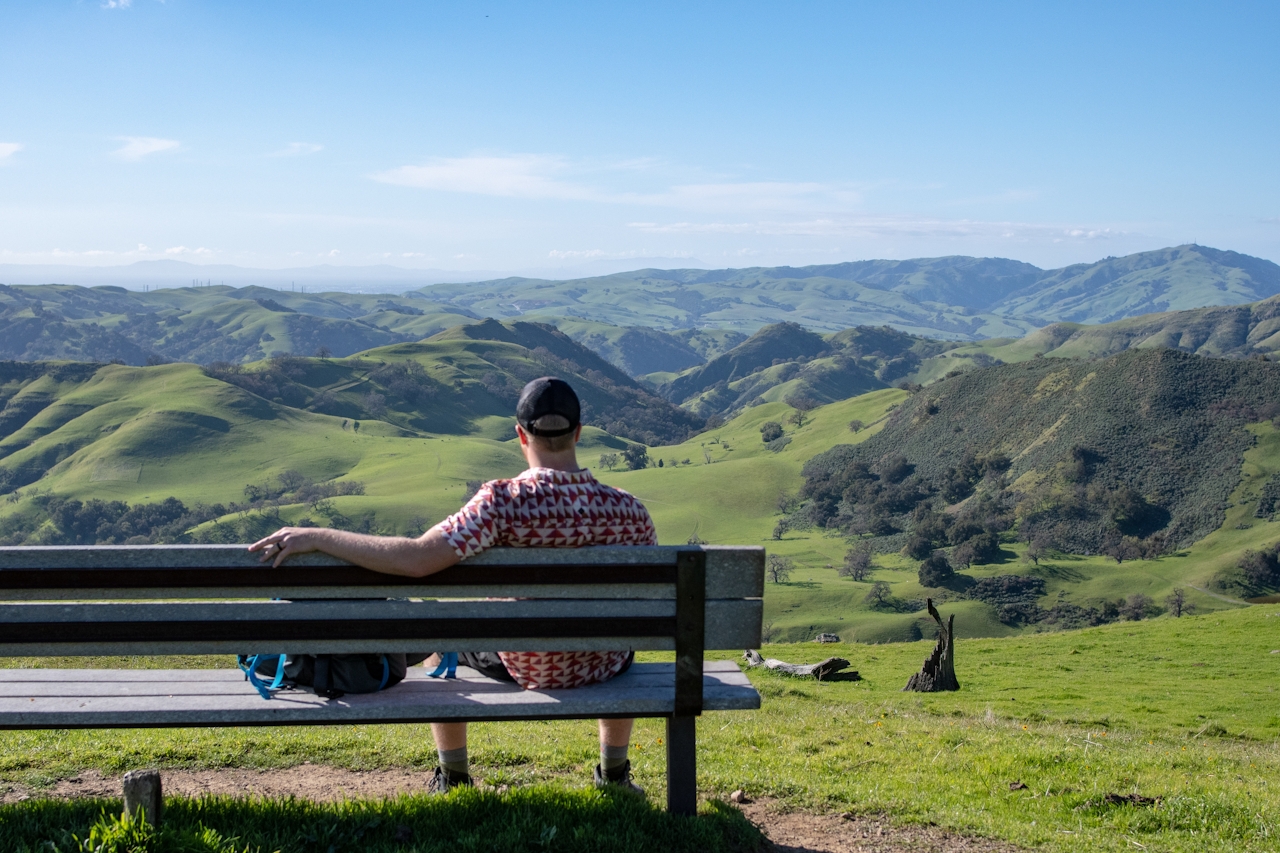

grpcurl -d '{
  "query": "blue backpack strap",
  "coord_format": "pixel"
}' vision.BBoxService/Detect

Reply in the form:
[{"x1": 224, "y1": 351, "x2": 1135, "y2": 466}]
[
  {"x1": 426, "y1": 652, "x2": 458, "y2": 679},
  {"x1": 239, "y1": 654, "x2": 286, "y2": 700}
]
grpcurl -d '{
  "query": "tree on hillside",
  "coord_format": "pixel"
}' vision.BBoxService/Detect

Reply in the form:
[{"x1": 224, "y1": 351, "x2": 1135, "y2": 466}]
[
  {"x1": 1022, "y1": 533, "x2": 1051, "y2": 566},
  {"x1": 918, "y1": 551, "x2": 954, "y2": 588},
  {"x1": 760, "y1": 421, "x2": 784, "y2": 442},
  {"x1": 362, "y1": 391, "x2": 387, "y2": 419},
  {"x1": 1119, "y1": 592, "x2": 1156, "y2": 621},
  {"x1": 840, "y1": 544, "x2": 873, "y2": 581},
  {"x1": 864, "y1": 580, "x2": 893, "y2": 608},
  {"x1": 848, "y1": 419, "x2": 865, "y2": 433},
  {"x1": 772, "y1": 518, "x2": 790, "y2": 540},
  {"x1": 1164, "y1": 587, "x2": 1194, "y2": 618},
  {"x1": 766, "y1": 554, "x2": 794, "y2": 584},
  {"x1": 784, "y1": 394, "x2": 819, "y2": 428},
  {"x1": 1103, "y1": 533, "x2": 1143, "y2": 564},
  {"x1": 597, "y1": 452, "x2": 619, "y2": 471},
  {"x1": 622, "y1": 444, "x2": 649, "y2": 470},
  {"x1": 902, "y1": 533, "x2": 934, "y2": 561},
  {"x1": 1238, "y1": 545, "x2": 1280, "y2": 587}
]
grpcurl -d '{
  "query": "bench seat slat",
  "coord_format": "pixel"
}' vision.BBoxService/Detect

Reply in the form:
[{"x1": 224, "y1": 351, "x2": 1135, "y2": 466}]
[{"x1": 0, "y1": 662, "x2": 760, "y2": 729}]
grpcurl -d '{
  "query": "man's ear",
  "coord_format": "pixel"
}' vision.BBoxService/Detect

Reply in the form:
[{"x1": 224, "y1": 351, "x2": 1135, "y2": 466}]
[
  {"x1": 515, "y1": 423, "x2": 529, "y2": 446},
  {"x1": 573, "y1": 424, "x2": 583, "y2": 443}
]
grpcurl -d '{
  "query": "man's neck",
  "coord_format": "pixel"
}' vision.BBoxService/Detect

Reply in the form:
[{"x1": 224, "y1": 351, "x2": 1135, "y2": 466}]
[{"x1": 523, "y1": 449, "x2": 582, "y2": 472}]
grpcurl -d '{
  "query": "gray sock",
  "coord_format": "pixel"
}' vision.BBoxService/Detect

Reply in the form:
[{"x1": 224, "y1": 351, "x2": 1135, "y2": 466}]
[
  {"x1": 601, "y1": 743, "x2": 629, "y2": 772},
  {"x1": 438, "y1": 746, "x2": 469, "y2": 776}
]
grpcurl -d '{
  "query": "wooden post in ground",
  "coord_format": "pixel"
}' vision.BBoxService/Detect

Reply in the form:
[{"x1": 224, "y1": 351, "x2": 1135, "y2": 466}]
[
  {"x1": 666, "y1": 715, "x2": 697, "y2": 815},
  {"x1": 122, "y1": 769, "x2": 162, "y2": 826}
]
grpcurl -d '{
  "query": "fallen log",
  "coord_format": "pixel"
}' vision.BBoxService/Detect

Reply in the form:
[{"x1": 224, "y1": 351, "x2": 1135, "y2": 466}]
[
  {"x1": 903, "y1": 598, "x2": 959, "y2": 692},
  {"x1": 743, "y1": 649, "x2": 859, "y2": 681}
]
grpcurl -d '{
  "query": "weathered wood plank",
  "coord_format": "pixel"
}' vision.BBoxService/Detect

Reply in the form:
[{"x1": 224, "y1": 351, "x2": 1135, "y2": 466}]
[
  {"x1": 0, "y1": 545, "x2": 764, "y2": 600},
  {"x1": 0, "y1": 661, "x2": 760, "y2": 728},
  {"x1": 0, "y1": 599, "x2": 762, "y2": 655}
]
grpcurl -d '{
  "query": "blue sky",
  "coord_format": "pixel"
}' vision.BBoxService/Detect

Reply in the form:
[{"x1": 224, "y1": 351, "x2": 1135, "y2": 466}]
[{"x1": 1, "y1": 1, "x2": 1277, "y2": 274}]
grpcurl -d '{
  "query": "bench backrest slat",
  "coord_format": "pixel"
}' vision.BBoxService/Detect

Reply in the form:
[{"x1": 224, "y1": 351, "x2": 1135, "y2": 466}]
[
  {"x1": 0, "y1": 545, "x2": 762, "y2": 600},
  {"x1": 0, "y1": 600, "x2": 761, "y2": 654}
]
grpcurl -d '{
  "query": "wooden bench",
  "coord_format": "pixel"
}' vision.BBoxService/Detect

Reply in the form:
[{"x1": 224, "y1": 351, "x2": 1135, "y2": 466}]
[{"x1": 0, "y1": 544, "x2": 764, "y2": 815}]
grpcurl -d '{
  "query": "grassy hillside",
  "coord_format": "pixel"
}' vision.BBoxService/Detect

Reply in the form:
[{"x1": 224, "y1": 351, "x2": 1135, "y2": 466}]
[
  {"x1": 659, "y1": 322, "x2": 954, "y2": 415},
  {"x1": 801, "y1": 349, "x2": 1280, "y2": 551},
  {"x1": 994, "y1": 244, "x2": 1280, "y2": 324},
  {"x1": 0, "y1": 283, "x2": 479, "y2": 365}
]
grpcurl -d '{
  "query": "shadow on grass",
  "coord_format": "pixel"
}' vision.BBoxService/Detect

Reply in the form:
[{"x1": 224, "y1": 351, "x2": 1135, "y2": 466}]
[
  {"x1": 0, "y1": 786, "x2": 764, "y2": 853},
  {"x1": 1029, "y1": 561, "x2": 1088, "y2": 582}
]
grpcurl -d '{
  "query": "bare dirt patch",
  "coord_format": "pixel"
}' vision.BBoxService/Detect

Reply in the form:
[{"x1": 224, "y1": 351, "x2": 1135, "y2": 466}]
[
  {"x1": 738, "y1": 799, "x2": 1021, "y2": 853},
  {"x1": 3, "y1": 769, "x2": 1022, "y2": 852},
  {"x1": 1, "y1": 765, "x2": 440, "y2": 804}
]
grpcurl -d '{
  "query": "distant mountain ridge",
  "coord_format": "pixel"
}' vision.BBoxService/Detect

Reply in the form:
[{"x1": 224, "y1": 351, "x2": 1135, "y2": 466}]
[{"x1": 420, "y1": 244, "x2": 1280, "y2": 337}]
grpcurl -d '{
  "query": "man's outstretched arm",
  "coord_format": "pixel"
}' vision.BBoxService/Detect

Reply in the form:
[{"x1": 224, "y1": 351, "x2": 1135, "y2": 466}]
[{"x1": 249, "y1": 525, "x2": 461, "y2": 578}]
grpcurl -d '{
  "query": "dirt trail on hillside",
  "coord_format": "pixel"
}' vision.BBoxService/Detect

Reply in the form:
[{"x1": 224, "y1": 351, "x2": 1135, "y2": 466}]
[{"x1": 2, "y1": 769, "x2": 1022, "y2": 852}]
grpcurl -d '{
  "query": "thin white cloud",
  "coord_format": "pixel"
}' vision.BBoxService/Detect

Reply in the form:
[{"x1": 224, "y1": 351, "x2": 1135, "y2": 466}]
[
  {"x1": 165, "y1": 246, "x2": 212, "y2": 255},
  {"x1": 374, "y1": 154, "x2": 596, "y2": 200},
  {"x1": 629, "y1": 216, "x2": 1129, "y2": 244},
  {"x1": 102, "y1": 0, "x2": 132, "y2": 8},
  {"x1": 271, "y1": 142, "x2": 323, "y2": 157},
  {"x1": 0, "y1": 143, "x2": 22, "y2": 162},
  {"x1": 372, "y1": 153, "x2": 864, "y2": 214},
  {"x1": 112, "y1": 137, "x2": 181, "y2": 161}
]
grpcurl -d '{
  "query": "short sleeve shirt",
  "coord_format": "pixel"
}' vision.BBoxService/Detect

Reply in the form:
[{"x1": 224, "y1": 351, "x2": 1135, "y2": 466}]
[{"x1": 438, "y1": 467, "x2": 657, "y2": 689}]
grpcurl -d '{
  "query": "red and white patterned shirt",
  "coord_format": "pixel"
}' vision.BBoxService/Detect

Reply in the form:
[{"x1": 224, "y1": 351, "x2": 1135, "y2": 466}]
[{"x1": 438, "y1": 466, "x2": 657, "y2": 689}]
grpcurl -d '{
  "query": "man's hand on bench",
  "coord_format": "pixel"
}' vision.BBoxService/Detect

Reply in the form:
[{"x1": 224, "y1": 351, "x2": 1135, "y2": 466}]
[{"x1": 249, "y1": 526, "x2": 462, "y2": 577}]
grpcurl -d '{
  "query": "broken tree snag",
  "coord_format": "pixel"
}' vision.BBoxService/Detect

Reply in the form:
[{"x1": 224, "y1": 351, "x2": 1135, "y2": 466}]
[
  {"x1": 903, "y1": 598, "x2": 959, "y2": 692},
  {"x1": 743, "y1": 649, "x2": 858, "y2": 681}
]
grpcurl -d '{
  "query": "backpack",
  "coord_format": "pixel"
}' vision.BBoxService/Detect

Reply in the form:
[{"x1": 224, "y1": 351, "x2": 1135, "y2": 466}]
[{"x1": 238, "y1": 653, "x2": 418, "y2": 699}]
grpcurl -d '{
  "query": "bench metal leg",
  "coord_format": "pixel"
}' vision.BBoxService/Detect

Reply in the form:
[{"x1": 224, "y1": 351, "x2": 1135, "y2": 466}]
[{"x1": 666, "y1": 714, "x2": 697, "y2": 815}]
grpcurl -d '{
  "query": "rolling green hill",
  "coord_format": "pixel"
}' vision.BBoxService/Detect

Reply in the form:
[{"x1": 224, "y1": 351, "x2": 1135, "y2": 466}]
[
  {"x1": 993, "y1": 244, "x2": 1280, "y2": 324},
  {"x1": 801, "y1": 348, "x2": 1280, "y2": 550},
  {"x1": 0, "y1": 283, "x2": 479, "y2": 365},
  {"x1": 658, "y1": 322, "x2": 955, "y2": 415},
  {"x1": 417, "y1": 244, "x2": 1279, "y2": 338}
]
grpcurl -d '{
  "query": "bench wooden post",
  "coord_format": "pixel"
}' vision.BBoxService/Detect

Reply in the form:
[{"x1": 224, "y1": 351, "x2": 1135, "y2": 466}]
[{"x1": 668, "y1": 549, "x2": 706, "y2": 815}]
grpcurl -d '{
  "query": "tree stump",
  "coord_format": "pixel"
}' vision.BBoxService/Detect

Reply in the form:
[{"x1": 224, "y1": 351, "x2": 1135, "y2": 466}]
[
  {"x1": 903, "y1": 598, "x2": 959, "y2": 692},
  {"x1": 122, "y1": 769, "x2": 162, "y2": 826}
]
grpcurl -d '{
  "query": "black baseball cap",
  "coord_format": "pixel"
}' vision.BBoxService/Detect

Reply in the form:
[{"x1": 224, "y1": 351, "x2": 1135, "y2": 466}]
[{"x1": 516, "y1": 377, "x2": 581, "y2": 437}]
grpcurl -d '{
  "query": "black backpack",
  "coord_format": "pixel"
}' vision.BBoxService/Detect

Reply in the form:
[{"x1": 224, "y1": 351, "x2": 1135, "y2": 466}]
[{"x1": 238, "y1": 653, "x2": 420, "y2": 699}]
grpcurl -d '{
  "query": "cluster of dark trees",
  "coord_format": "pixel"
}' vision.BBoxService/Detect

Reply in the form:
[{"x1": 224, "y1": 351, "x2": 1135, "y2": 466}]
[
  {"x1": 1237, "y1": 542, "x2": 1280, "y2": 590},
  {"x1": 0, "y1": 494, "x2": 218, "y2": 546},
  {"x1": 242, "y1": 470, "x2": 366, "y2": 507}
]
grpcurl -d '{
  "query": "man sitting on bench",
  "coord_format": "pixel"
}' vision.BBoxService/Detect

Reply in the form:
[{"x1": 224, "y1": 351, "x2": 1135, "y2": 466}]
[{"x1": 250, "y1": 376, "x2": 656, "y2": 795}]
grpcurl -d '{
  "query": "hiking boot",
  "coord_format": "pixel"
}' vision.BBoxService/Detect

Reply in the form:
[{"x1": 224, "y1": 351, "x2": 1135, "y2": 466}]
[
  {"x1": 593, "y1": 760, "x2": 644, "y2": 796},
  {"x1": 427, "y1": 766, "x2": 472, "y2": 794}
]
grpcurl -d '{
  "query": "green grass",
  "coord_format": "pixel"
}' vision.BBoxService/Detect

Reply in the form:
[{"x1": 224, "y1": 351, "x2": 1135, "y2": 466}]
[
  {"x1": 0, "y1": 787, "x2": 761, "y2": 853},
  {"x1": 2, "y1": 606, "x2": 1277, "y2": 851}
]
